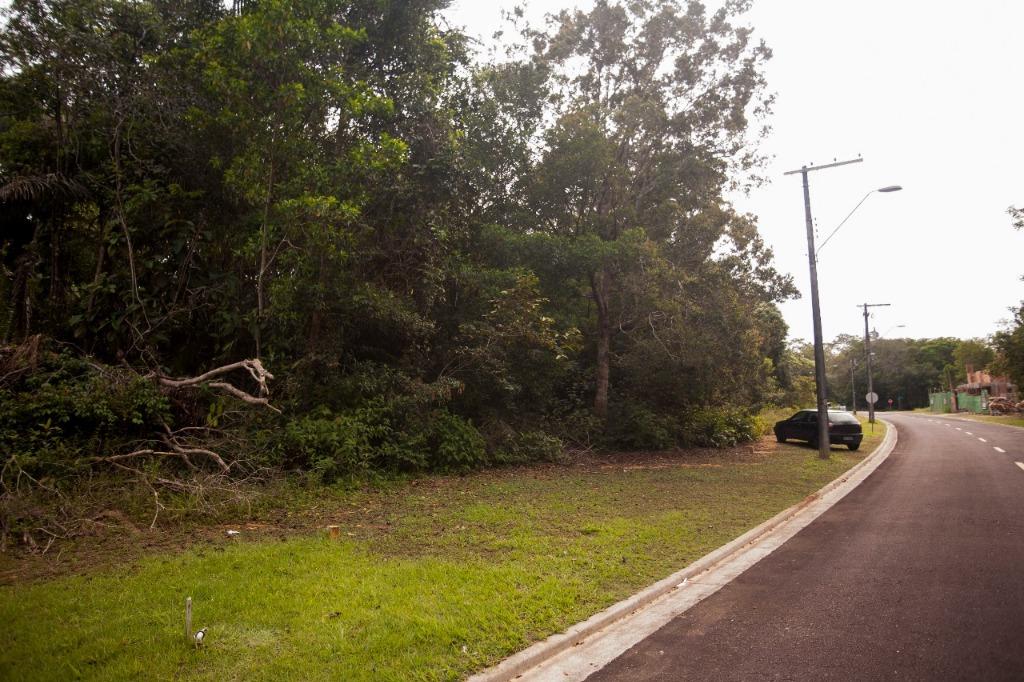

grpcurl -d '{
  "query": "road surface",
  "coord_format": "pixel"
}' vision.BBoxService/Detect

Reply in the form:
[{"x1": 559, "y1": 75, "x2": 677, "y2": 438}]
[{"x1": 589, "y1": 413, "x2": 1024, "y2": 681}]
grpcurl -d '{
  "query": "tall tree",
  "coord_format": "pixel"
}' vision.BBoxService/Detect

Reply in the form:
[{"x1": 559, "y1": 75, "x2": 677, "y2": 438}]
[
  {"x1": 953, "y1": 339, "x2": 995, "y2": 379},
  {"x1": 493, "y1": 0, "x2": 785, "y2": 419},
  {"x1": 992, "y1": 209, "x2": 1024, "y2": 388}
]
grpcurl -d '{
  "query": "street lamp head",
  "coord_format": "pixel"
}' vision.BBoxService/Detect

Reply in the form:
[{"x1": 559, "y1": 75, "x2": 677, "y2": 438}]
[{"x1": 816, "y1": 185, "x2": 903, "y2": 257}]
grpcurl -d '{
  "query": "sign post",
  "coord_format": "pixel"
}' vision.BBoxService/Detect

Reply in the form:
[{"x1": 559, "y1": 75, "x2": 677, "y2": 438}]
[{"x1": 865, "y1": 392, "x2": 879, "y2": 432}]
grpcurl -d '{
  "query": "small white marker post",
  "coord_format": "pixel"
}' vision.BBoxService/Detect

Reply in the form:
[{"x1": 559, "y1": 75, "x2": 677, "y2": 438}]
[{"x1": 185, "y1": 597, "x2": 193, "y2": 643}]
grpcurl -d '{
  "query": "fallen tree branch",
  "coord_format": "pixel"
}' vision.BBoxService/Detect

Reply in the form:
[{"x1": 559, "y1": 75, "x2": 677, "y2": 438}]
[
  {"x1": 93, "y1": 449, "x2": 200, "y2": 471},
  {"x1": 158, "y1": 358, "x2": 273, "y2": 394},
  {"x1": 206, "y1": 381, "x2": 281, "y2": 413},
  {"x1": 157, "y1": 358, "x2": 280, "y2": 413}
]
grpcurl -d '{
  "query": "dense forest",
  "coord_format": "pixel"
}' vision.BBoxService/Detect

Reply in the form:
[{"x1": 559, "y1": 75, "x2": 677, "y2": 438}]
[
  {"x1": 821, "y1": 336, "x2": 996, "y2": 411},
  {"x1": 0, "y1": 0, "x2": 799, "y2": 499},
  {"x1": 1, "y1": 0, "x2": 1021, "y2": 520}
]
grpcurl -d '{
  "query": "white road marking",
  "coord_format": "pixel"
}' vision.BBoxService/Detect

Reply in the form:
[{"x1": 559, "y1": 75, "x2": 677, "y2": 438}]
[
  {"x1": 966, "y1": 432, "x2": 973, "y2": 436},
  {"x1": 955, "y1": 427, "x2": 962, "y2": 431},
  {"x1": 944, "y1": 423, "x2": 951, "y2": 427},
  {"x1": 995, "y1": 447, "x2": 1006, "y2": 453},
  {"x1": 1017, "y1": 462, "x2": 1024, "y2": 472},
  {"x1": 979, "y1": 438, "x2": 988, "y2": 443}
]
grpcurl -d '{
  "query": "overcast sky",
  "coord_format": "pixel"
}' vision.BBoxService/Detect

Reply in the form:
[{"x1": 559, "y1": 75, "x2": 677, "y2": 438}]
[{"x1": 443, "y1": 0, "x2": 1024, "y2": 344}]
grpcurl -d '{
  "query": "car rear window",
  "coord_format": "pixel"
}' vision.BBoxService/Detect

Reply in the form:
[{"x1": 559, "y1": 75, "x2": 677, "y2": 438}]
[{"x1": 829, "y1": 412, "x2": 859, "y2": 425}]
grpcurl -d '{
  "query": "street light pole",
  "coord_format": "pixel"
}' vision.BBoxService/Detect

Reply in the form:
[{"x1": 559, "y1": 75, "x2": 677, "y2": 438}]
[
  {"x1": 861, "y1": 302, "x2": 891, "y2": 424},
  {"x1": 785, "y1": 157, "x2": 863, "y2": 459}
]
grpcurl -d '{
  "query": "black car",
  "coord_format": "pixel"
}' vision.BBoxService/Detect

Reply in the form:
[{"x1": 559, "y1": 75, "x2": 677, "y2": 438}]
[{"x1": 773, "y1": 409, "x2": 863, "y2": 450}]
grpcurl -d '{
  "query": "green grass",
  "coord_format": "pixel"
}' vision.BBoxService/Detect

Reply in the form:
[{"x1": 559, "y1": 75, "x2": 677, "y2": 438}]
[
  {"x1": 857, "y1": 414, "x2": 888, "y2": 448},
  {"x1": 0, "y1": 425, "x2": 886, "y2": 681}
]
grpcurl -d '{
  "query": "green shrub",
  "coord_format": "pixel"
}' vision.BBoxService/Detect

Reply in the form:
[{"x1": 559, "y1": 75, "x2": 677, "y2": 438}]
[
  {"x1": 492, "y1": 429, "x2": 564, "y2": 464},
  {"x1": 679, "y1": 406, "x2": 757, "y2": 448},
  {"x1": 422, "y1": 411, "x2": 487, "y2": 472},
  {"x1": 274, "y1": 407, "x2": 390, "y2": 482},
  {"x1": 543, "y1": 409, "x2": 605, "y2": 449},
  {"x1": 271, "y1": 407, "x2": 489, "y2": 478},
  {"x1": 0, "y1": 351, "x2": 170, "y2": 479},
  {"x1": 608, "y1": 403, "x2": 677, "y2": 451}
]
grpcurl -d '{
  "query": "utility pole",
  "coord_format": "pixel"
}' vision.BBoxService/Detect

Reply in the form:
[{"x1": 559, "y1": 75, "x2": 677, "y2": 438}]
[
  {"x1": 861, "y1": 302, "x2": 891, "y2": 424},
  {"x1": 851, "y1": 357, "x2": 858, "y2": 415},
  {"x1": 785, "y1": 157, "x2": 863, "y2": 459}
]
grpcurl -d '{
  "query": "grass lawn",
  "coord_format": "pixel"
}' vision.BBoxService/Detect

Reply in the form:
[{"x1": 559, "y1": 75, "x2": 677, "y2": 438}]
[{"x1": 0, "y1": 422, "x2": 886, "y2": 681}]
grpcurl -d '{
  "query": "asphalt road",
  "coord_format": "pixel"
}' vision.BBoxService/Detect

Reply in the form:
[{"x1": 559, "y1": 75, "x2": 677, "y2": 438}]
[{"x1": 589, "y1": 413, "x2": 1024, "y2": 681}]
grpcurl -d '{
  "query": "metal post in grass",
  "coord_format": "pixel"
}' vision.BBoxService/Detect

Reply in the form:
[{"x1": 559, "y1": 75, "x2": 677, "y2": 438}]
[{"x1": 185, "y1": 596, "x2": 193, "y2": 643}]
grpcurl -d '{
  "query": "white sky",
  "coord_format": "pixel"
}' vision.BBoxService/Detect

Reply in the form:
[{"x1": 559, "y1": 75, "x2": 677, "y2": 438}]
[{"x1": 443, "y1": 0, "x2": 1024, "y2": 343}]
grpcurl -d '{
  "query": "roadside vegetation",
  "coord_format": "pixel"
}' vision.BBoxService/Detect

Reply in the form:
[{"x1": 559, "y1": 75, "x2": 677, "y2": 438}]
[
  {"x1": 0, "y1": 0, "x2": 1013, "y2": 675},
  {"x1": 0, "y1": 422, "x2": 885, "y2": 681},
  {"x1": 0, "y1": 0, "x2": 807, "y2": 550}
]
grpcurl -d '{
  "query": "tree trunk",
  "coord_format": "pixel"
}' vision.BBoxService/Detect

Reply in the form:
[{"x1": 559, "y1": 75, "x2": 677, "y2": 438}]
[
  {"x1": 255, "y1": 158, "x2": 275, "y2": 359},
  {"x1": 592, "y1": 268, "x2": 611, "y2": 421},
  {"x1": 307, "y1": 251, "x2": 326, "y2": 353},
  {"x1": 86, "y1": 204, "x2": 109, "y2": 317}
]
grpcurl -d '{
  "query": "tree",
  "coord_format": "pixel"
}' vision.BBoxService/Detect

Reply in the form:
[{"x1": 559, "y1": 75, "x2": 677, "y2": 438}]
[
  {"x1": 1009, "y1": 205, "x2": 1023, "y2": 232},
  {"x1": 991, "y1": 207, "x2": 1024, "y2": 388},
  {"x1": 0, "y1": 0, "x2": 228, "y2": 355},
  {"x1": 826, "y1": 335, "x2": 960, "y2": 410},
  {"x1": 953, "y1": 339, "x2": 995, "y2": 379},
  {"x1": 492, "y1": 0, "x2": 786, "y2": 420},
  {"x1": 992, "y1": 305, "x2": 1024, "y2": 389}
]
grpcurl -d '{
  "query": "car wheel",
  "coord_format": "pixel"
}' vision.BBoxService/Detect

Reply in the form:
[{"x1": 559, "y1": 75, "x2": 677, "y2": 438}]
[
  {"x1": 848, "y1": 443, "x2": 860, "y2": 451},
  {"x1": 776, "y1": 434, "x2": 785, "y2": 443}
]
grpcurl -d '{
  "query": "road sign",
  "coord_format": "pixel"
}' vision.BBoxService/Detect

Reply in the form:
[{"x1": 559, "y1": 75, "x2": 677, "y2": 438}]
[{"x1": 866, "y1": 391, "x2": 879, "y2": 405}]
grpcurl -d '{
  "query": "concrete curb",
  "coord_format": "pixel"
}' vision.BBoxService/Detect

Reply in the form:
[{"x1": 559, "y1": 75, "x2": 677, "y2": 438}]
[{"x1": 469, "y1": 419, "x2": 898, "y2": 682}]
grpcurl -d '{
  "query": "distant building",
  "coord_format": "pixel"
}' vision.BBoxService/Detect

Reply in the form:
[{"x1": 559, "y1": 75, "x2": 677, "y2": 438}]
[{"x1": 957, "y1": 366, "x2": 1016, "y2": 400}]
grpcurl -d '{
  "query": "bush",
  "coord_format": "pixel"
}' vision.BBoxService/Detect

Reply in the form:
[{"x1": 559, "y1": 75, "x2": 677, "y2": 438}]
[
  {"x1": 603, "y1": 402, "x2": 758, "y2": 451},
  {"x1": 274, "y1": 407, "x2": 391, "y2": 482},
  {"x1": 607, "y1": 403, "x2": 677, "y2": 451},
  {"x1": 271, "y1": 407, "x2": 489, "y2": 478},
  {"x1": 0, "y1": 350, "x2": 170, "y2": 479},
  {"x1": 492, "y1": 429, "x2": 564, "y2": 465},
  {"x1": 679, "y1": 406, "x2": 758, "y2": 448},
  {"x1": 543, "y1": 409, "x2": 605, "y2": 450},
  {"x1": 422, "y1": 411, "x2": 487, "y2": 472}
]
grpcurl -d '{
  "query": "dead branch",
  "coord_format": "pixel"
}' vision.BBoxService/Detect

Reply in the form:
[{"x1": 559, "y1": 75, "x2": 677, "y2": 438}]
[
  {"x1": 207, "y1": 381, "x2": 281, "y2": 413},
  {"x1": 157, "y1": 359, "x2": 280, "y2": 412},
  {"x1": 93, "y1": 442, "x2": 232, "y2": 474}
]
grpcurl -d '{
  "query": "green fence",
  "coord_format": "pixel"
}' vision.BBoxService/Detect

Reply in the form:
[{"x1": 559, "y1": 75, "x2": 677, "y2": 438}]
[
  {"x1": 929, "y1": 390, "x2": 989, "y2": 414},
  {"x1": 929, "y1": 391, "x2": 954, "y2": 413},
  {"x1": 956, "y1": 390, "x2": 989, "y2": 414}
]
